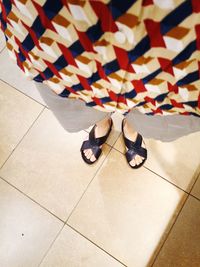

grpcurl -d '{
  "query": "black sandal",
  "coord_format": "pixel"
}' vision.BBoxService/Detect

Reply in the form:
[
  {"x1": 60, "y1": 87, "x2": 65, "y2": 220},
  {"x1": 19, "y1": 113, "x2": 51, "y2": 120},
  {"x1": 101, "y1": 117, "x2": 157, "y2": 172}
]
[
  {"x1": 121, "y1": 118, "x2": 147, "y2": 169},
  {"x1": 80, "y1": 118, "x2": 113, "y2": 164}
]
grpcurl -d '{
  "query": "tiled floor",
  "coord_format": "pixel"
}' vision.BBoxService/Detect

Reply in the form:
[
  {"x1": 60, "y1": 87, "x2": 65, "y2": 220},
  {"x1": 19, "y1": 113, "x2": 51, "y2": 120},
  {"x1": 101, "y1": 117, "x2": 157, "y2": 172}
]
[{"x1": 0, "y1": 37, "x2": 200, "y2": 267}]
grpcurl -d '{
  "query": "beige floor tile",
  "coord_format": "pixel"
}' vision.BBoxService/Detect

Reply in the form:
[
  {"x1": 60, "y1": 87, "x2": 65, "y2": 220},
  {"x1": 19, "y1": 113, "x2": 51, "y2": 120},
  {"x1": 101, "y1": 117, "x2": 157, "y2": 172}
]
[
  {"x1": 0, "y1": 31, "x2": 6, "y2": 52},
  {"x1": 114, "y1": 132, "x2": 200, "y2": 191},
  {"x1": 0, "y1": 49, "x2": 46, "y2": 105},
  {"x1": 0, "y1": 108, "x2": 111, "y2": 221},
  {"x1": 0, "y1": 80, "x2": 43, "y2": 167},
  {"x1": 153, "y1": 196, "x2": 200, "y2": 267},
  {"x1": 68, "y1": 149, "x2": 187, "y2": 267},
  {"x1": 85, "y1": 112, "x2": 123, "y2": 147},
  {"x1": 191, "y1": 173, "x2": 200, "y2": 199},
  {"x1": 0, "y1": 178, "x2": 63, "y2": 267},
  {"x1": 40, "y1": 225, "x2": 123, "y2": 267}
]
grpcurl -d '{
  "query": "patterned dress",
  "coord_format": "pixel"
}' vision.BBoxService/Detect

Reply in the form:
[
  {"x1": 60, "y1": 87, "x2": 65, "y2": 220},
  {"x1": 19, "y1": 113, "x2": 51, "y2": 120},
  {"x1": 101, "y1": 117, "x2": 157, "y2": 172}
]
[{"x1": 0, "y1": 0, "x2": 200, "y2": 117}]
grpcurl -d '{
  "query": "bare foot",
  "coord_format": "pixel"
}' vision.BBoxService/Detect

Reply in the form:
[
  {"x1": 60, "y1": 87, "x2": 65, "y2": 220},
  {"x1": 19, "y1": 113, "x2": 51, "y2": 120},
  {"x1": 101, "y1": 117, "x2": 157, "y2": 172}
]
[
  {"x1": 83, "y1": 116, "x2": 112, "y2": 162},
  {"x1": 123, "y1": 118, "x2": 146, "y2": 167}
]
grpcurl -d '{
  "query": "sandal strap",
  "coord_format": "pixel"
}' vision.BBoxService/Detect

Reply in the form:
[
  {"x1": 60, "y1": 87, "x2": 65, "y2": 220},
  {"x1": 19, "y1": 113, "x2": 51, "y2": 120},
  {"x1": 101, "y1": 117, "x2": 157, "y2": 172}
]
[
  {"x1": 81, "y1": 140, "x2": 102, "y2": 159},
  {"x1": 122, "y1": 120, "x2": 147, "y2": 163},
  {"x1": 80, "y1": 118, "x2": 113, "y2": 160},
  {"x1": 124, "y1": 133, "x2": 143, "y2": 150},
  {"x1": 125, "y1": 146, "x2": 147, "y2": 163},
  {"x1": 89, "y1": 119, "x2": 113, "y2": 147}
]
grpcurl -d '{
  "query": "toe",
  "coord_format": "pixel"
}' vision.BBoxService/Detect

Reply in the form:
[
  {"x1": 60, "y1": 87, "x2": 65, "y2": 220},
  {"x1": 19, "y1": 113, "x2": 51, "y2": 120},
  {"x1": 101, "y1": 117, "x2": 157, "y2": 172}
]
[
  {"x1": 90, "y1": 155, "x2": 96, "y2": 162},
  {"x1": 135, "y1": 155, "x2": 142, "y2": 165},
  {"x1": 86, "y1": 149, "x2": 91, "y2": 159},
  {"x1": 87, "y1": 149, "x2": 93, "y2": 159},
  {"x1": 84, "y1": 149, "x2": 89, "y2": 155},
  {"x1": 139, "y1": 158, "x2": 143, "y2": 165},
  {"x1": 83, "y1": 148, "x2": 96, "y2": 162},
  {"x1": 129, "y1": 158, "x2": 136, "y2": 167}
]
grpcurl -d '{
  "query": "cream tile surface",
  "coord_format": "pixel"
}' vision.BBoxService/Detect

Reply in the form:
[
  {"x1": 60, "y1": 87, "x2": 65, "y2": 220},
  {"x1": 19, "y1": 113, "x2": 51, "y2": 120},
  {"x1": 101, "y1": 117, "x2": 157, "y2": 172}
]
[
  {"x1": 0, "y1": 49, "x2": 46, "y2": 105},
  {"x1": 153, "y1": 196, "x2": 200, "y2": 267},
  {"x1": 114, "y1": 132, "x2": 200, "y2": 191},
  {"x1": 0, "y1": 108, "x2": 111, "y2": 221},
  {"x1": 0, "y1": 178, "x2": 63, "y2": 267},
  {"x1": 0, "y1": 80, "x2": 43, "y2": 167},
  {"x1": 40, "y1": 225, "x2": 123, "y2": 267},
  {"x1": 0, "y1": 30, "x2": 6, "y2": 52},
  {"x1": 68, "y1": 149, "x2": 187, "y2": 267},
  {"x1": 191, "y1": 173, "x2": 200, "y2": 199}
]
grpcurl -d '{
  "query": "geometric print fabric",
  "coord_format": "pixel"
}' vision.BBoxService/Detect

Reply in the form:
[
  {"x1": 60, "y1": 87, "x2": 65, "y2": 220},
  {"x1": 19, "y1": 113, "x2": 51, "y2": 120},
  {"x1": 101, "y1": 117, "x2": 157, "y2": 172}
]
[{"x1": 0, "y1": 0, "x2": 200, "y2": 116}]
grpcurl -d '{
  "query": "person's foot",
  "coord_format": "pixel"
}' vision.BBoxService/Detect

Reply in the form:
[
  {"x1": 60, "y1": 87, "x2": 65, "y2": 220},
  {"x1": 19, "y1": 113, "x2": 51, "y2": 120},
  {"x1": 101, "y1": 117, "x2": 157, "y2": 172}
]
[
  {"x1": 83, "y1": 116, "x2": 112, "y2": 162},
  {"x1": 122, "y1": 118, "x2": 146, "y2": 167}
]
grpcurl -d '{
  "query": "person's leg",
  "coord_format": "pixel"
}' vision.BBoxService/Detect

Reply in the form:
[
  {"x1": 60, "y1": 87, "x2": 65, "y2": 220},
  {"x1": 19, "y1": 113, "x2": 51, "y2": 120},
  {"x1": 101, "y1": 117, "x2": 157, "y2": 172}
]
[
  {"x1": 82, "y1": 113, "x2": 113, "y2": 162},
  {"x1": 35, "y1": 82, "x2": 114, "y2": 163},
  {"x1": 122, "y1": 114, "x2": 147, "y2": 167}
]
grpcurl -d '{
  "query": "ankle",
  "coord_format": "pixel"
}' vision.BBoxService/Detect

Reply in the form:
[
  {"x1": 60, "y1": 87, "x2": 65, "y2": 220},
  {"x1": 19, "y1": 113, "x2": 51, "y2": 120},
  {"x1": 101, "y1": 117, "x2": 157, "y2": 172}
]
[
  {"x1": 96, "y1": 116, "x2": 111, "y2": 128},
  {"x1": 123, "y1": 118, "x2": 137, "y2": 137}
]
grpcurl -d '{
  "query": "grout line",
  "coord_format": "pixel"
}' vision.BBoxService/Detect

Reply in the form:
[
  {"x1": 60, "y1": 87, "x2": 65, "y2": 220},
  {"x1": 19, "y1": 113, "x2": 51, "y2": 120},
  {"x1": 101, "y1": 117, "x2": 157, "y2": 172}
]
[
  {"x1": 143, "y1": 164, "x2": 200, "y2": 198},
  {"x1": 0, "y1": 46, "x2": 50, "y2": 108},
  {"x1": 143, "y1": 165, "x2": 194, "y2": 195},
  {"x1": 39, "y1": 219, "x2": 127, "y2": 267},
  {"x1": 187, "y1": 168, "x2": 200, "y2": 195},
  {"x1": 112, "y1": 143, "x2": 200, "y2": 265},
  {"x1": 189, "y1": 192, "x2": 200, "y2": 201},
  {"x1": 149, "y1": 192, "x2": 190, "y2": 267},
  {"x1": 112, "y1": 145, "x2": 200, "y2": 196},
  {"x1": 66, "y1": 223, "x2": 128, "y2": 267},
  {"x1": 63, "y1": 129, "x2": 121, "y2": 220},
  {"x1": 111, "y1": 132, "x2": 122, "y2": 148},
  {"x1": 0, "y1": 123, "x2": 120, "y2": 265},
  {"x1": 65, "y1": 145, "x2": 113, "y2": 224},
  {"x1": 107, "y1": 131, "x2": 121, "y2": 148},
  {"x1": 188, "y1": 193, "x2": 200, "y2": 202},
  {"x1": 0, "y1": 109, "x2": 112, "y2": 224},
  {"x1": 0, "y1": 106, "x2": 46, "y2": 171},
  {"x1": 0, "y1": 146, "x2": 120, "y2": 266},
  {"x1": 0, "y1": 175, "x2": 65, "y2": 223},
  {"x1": 0, "y1": 78, "x2": 47, "y2": 108},
  {"x1": 113, "y1": 143, "x2": 200, "y2": 202},
  {"x1": 143, "y1": 158, "x2": 200, "y2": 265},
  {"x1": 37, "y1": 224, "x2": 66, "y2": 267},
  {"x1": 1, "y1": 80, "x2": 198, "y2": 266}
]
